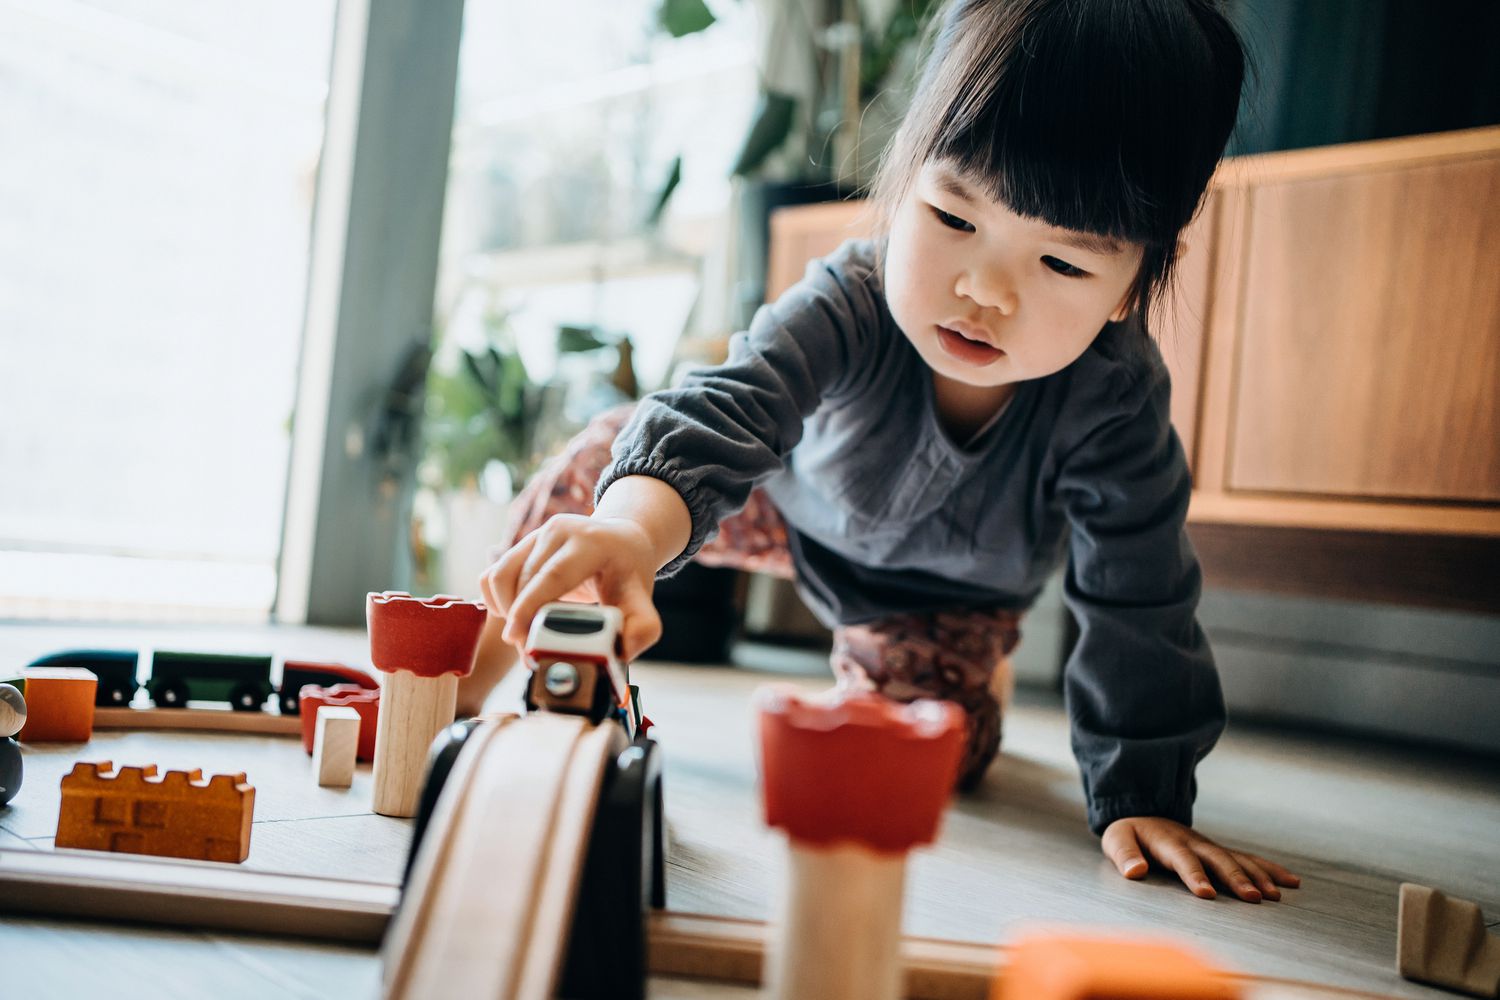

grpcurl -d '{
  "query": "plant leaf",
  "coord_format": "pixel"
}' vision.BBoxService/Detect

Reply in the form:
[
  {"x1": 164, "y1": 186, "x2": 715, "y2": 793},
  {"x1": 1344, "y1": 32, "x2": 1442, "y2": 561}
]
[
  {"x1": 731, "y1": 91, "x2": 797, "y2": 177},
  {"x1": 647, "y1": 155, "x2": 682, "y2": 226},
  {"x1": 658, "y1": 0, "x2": 715, "y2": 38}
]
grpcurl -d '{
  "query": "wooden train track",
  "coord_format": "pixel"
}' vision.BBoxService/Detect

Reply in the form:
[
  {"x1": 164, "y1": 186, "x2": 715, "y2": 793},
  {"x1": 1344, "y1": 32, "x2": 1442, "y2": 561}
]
[{"x1": 383, "y1": 712, "x2": 627, "y2": 999}]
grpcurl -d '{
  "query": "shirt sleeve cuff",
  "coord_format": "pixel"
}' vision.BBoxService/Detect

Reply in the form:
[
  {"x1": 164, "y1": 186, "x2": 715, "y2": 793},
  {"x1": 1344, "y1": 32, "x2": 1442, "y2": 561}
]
[
  {"x1": 1087, "y1": 794, "x2": 1195, "y2": 837},
  {"x1": 594, "y1": 460, "x2": 715, "y2": 578}
]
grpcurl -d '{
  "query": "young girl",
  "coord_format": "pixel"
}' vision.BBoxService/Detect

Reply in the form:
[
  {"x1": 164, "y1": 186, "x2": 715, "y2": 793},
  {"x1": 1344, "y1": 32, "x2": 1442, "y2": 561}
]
[{"x1": 470, "y1": 0, "x2": 1300, "y2": 903}]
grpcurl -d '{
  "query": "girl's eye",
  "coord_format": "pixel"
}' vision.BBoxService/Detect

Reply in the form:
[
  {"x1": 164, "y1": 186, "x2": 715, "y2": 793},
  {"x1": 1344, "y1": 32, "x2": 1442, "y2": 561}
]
[
  {"x1": 1042, "y1": 255, "x2": 1089, "y2": 278},
  {"x1": 929, "y1": 206, "x2": 975, "y2": 233}
]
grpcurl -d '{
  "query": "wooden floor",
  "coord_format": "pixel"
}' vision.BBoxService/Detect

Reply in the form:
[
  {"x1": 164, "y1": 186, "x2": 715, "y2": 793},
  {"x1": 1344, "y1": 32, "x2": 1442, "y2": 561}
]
[{"x1": 1, "y1": 622, "x2": 1497, "y2": 999}]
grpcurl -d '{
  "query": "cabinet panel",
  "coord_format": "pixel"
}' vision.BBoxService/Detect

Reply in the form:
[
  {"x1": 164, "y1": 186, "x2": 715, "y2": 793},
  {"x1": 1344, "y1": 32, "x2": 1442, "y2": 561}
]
[{"x1": 1228, "y1": 155, "x2": 1500, "y2": 501}]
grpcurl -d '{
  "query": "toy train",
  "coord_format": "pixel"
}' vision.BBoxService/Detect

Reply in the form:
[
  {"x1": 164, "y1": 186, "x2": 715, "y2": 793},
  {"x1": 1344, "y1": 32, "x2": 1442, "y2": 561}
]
[
  {"x1": 24, "y1": 650, "x2": 377, "y2": 715},
  {"x1": 521, "y1": 602, "x2": 645, "y2": 739}
]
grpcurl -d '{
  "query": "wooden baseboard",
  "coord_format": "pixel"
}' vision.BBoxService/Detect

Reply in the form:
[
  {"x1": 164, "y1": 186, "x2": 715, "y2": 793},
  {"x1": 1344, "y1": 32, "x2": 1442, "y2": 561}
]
[{"x1": 1189, "y1": 522, "x2": 1500, "y2": 614}]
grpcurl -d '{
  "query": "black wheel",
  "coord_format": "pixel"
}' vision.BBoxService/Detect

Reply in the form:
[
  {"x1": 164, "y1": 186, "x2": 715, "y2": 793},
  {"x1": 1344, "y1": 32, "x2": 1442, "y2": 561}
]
[
  {"x1": 229, "y1": 682, "x2": 263, "y2": 712},
  {"x1": 558, "y1": 736, "x2": 662, "y2": 1000},
  {"x1": 105, "y1": 685, "x2": 130, "y2": 705},
  {"x1": 404, "y1": 717, "x2": 483, "y2": 886},
  {"x1": 155, "y1": 679, "x2": 189, "y2": 708},
  {"x1": 280, "y1": 691, "x2": 299, "y2": 715}
]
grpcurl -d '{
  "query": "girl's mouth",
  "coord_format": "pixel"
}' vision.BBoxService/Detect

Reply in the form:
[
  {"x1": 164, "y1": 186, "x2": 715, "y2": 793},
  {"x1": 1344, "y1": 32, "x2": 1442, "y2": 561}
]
[{"x1": 935, "y1": 325, "x2": 1005, "y2": 366}]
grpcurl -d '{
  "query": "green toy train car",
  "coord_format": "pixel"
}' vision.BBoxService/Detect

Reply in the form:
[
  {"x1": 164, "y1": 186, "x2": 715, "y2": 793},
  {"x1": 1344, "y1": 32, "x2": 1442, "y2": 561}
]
[
  {"x1": 26, "y1": 649, "x2": 379, "y2": 713},
  {"x1": 147, "y1": 652, "x2": 275, "y2": 711}
]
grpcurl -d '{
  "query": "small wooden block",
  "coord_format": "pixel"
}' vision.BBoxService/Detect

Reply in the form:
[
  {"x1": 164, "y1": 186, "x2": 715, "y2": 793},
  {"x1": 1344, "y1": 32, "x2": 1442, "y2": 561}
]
[
  {"x1": 56, "y1": 761, "x2": 255, "y2": 864},
  {"x1": 17, "y1": 668, "x2": 97, "y2": 742},
  {"x1": 313, "y1": 706, "x2": 360, "y2": 788},
  {"x1": 1398, "y1": 883, "x2": 1500, "y2": 998}
]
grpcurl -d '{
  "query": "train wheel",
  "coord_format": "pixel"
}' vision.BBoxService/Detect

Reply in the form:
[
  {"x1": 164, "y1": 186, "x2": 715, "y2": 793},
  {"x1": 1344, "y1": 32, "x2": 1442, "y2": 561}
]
[
  {"x1": 229, "y1": 683, "x2": 263, "y2": 712},
  {"x1": 155, "y1": 680, "x2": 189, "y2": 708}
]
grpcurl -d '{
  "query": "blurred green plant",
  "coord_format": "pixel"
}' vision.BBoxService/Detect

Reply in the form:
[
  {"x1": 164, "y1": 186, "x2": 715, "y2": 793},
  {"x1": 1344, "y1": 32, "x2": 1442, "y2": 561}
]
[
  {"x1": 422, "y1": 305, "x2": 637, "y2": 494},
  {"x1": 653, "y1": 0, "x2": 943, "y2": 189}
]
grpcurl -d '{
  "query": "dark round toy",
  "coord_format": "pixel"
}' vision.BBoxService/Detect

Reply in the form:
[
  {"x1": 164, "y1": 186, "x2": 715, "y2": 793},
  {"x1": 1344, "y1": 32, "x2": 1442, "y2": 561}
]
[{"x1": 0, "y1": 683, "x2": 25, "y2": 806}]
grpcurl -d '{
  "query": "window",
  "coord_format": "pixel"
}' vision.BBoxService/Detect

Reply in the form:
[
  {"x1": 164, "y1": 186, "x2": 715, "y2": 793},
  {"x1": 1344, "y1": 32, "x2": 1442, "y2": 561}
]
[{"x1": 0, "y1": 1, "x2": 337, "y2": 621}]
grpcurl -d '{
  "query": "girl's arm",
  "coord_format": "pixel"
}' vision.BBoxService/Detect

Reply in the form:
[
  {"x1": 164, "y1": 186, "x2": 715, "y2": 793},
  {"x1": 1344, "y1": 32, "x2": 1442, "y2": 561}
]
[
  {"x1": 1056, "y1": 358, "x2": 1297, "y2": 902},
  {"x1": 595, "y1": 240, "x2": 883, "y2": 576},
  {"x1": 490, "y1": 240, "x2": 883, "y2": 653}
]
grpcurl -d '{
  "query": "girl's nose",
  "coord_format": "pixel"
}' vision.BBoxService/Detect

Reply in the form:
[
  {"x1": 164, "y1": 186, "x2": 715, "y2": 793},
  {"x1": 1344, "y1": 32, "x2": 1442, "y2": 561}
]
[{"x1": 956, "y1": 266, "x2": 1018, "y2": 315}]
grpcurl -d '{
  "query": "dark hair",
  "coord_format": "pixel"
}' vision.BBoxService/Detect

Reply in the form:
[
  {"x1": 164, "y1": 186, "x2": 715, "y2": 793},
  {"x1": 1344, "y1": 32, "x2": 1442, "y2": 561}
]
[{"x1": 870, "y1": 0, "x2": 1245, "y2": 335}]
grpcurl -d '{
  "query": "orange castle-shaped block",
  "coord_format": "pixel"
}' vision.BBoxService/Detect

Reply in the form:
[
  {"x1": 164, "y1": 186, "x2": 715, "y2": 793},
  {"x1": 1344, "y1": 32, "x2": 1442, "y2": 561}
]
[{"x1": 57, "y1": 761, "x2": 255, "y2": 863}]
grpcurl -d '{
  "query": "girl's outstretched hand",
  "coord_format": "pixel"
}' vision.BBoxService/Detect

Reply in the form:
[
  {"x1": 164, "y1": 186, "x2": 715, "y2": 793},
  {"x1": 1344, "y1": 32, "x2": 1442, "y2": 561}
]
[
  {"x1": 481, "y1": 513, "x2": 663, "y2": 662},
  {"x1": 1101, "y1": 816, "x2": 1301, "y2": 902}
]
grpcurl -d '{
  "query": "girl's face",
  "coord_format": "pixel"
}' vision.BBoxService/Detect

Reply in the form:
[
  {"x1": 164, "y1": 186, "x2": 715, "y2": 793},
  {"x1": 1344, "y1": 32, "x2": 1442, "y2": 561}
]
[{"x1": 884, "y1": 161, "x2": 1145, "y2": 391}]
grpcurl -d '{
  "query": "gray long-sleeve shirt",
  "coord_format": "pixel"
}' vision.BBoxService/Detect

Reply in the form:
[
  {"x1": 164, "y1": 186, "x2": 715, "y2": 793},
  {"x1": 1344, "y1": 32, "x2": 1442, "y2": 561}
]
[{"x1": 598, "y1": 239, "x2": 1224, "y2": 834}]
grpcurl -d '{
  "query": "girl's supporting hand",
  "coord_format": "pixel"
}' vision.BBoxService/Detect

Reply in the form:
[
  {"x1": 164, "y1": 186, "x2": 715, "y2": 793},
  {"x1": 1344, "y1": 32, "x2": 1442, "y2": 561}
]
[
  {"x1": 481, "y1": 513, "x2": 664, "y2": 662},
  {"x1": 1101, "y1": 816, "x2": 1301, "y2": 902}
]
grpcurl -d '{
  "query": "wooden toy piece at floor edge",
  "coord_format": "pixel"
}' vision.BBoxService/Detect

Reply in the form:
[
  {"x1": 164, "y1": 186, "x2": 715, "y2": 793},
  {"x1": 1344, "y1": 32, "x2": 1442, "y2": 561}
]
[
  {"x1": 756, "y1": 685, "x2": 966, "y2": 1000},
  {"x1": 0, "y1": 683, "x2": 25, "y2": 806},
  {"x1": 994, "y1": 933, "x2": 1242, "y2": 1000},
  {"x1": 314, "y1": 705, "x2": 361, "y2": 788},
  {"x1": 367, "y1": 592, "x2": 487, "y2": 818},
  {"x1": 56, "y1": 761, "x2": 255, "y2": 863},
  {"x1": 16, "y1": 667, "x2": 97, "y2": 742},
  {"x1": 1398, "y1": 882, "x2": 1500, "y2": 998}
]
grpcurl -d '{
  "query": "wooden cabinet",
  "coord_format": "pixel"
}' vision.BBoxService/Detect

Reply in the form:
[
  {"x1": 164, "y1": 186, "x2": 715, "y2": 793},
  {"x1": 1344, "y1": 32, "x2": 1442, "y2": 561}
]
[{"x1": 767, "y1": 128, "x2": 1500, "y2": 611}]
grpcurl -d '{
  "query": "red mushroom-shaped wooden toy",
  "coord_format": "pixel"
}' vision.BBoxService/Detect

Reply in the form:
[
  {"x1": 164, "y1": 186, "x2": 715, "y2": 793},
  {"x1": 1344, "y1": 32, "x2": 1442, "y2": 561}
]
[
  {"x1": 367, "y1": 592, "x2": 487, "y2": 817},
  {"x1": 756, "y1": 686, "x2": 966, "y2": 1000}
]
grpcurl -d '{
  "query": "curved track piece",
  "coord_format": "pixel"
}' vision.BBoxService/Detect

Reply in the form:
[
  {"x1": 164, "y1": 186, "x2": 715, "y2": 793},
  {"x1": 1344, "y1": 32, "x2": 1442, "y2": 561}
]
[
  {"x1": 558, "y1": 734, "x2": 665, "y2": 1000},
  {"x1": 403, "y1": 716, "x2": 482, "y2": 885},
  {"x1": 383, "y1": 713, "x2": 626, "y2": 1000}
]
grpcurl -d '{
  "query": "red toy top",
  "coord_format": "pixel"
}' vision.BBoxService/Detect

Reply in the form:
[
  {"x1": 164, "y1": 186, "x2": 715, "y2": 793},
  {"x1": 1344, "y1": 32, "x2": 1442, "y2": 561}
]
[
  {"x1": 366, "y1": 592, "x2": 487, "y2": 678},
  {"x1": 757, "y1": 686, "x2": 965, "y2": 855}
]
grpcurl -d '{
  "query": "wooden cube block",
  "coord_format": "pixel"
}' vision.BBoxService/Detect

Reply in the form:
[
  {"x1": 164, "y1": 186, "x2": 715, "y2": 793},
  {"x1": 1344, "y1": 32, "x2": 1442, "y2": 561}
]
[
  {"x1": 313, "y1": 706, "x2": 361, "y2": 788},
  {"x1": 18, "y1": 668, "x2": 97, "y2": 742}
]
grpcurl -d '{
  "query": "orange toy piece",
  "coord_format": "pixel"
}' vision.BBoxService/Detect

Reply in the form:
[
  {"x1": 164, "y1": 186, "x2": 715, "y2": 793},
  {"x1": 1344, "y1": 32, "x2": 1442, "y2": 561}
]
[
  {"x1": 17, "y1": 667, "x2": 97, "y2": 742},
  {"x1": 56, "y1": 761, "x2": 255, "y2": 864},
  {"x1": 992, "y1": 933, "x2": 1242, "y2": 1000},
  {"x1": 300, "y1": 683, "x2": 380, "y2": 761}
]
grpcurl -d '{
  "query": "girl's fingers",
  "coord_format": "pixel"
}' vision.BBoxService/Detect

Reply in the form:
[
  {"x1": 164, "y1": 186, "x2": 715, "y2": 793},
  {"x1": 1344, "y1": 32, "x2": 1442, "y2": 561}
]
[
  {"x1": 516, "y1": 521, "x2": 578, "y2": 604},
  {"x1": 1100, "y1": 822, "x2": 1150, "y2": 879},
  {"x1": 1197, "y1": 843, "x2": 1261, "y2": 902},
  {"x1": 1235, "y1": 853, "x2": 1280, "y2": 901},
  {"x1": 609, "y1": 578, "x2": 662, "y2": 662},
  {"x1": 1245, "y1": 853, "x2": 1301, "y2": 889},
  {"x1": 506, "y1": 539, "x2": 596, "y2": 645},
  {"x1": 1155, "y1": 840, "x2": 1216, "y2": 899},
  {"x1": 483, "y1": 532, "x2": 537, "y2": 619}
]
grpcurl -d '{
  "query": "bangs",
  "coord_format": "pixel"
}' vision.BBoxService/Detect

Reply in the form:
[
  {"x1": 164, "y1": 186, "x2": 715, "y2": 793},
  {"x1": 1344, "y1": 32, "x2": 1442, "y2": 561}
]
[{"x1": 876, "y1": 0, "x2": 1244, "y2": 247}]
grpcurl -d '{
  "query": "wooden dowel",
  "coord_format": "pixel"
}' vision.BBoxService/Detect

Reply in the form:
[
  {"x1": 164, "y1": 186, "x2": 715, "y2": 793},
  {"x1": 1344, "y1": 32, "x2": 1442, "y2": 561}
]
[
  {"x1": 371, "y1": 670, "x2": 457, "y2": 817},
  {"x1": 769, "y1": 840, "x2": 907, "y2": 1000}
]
